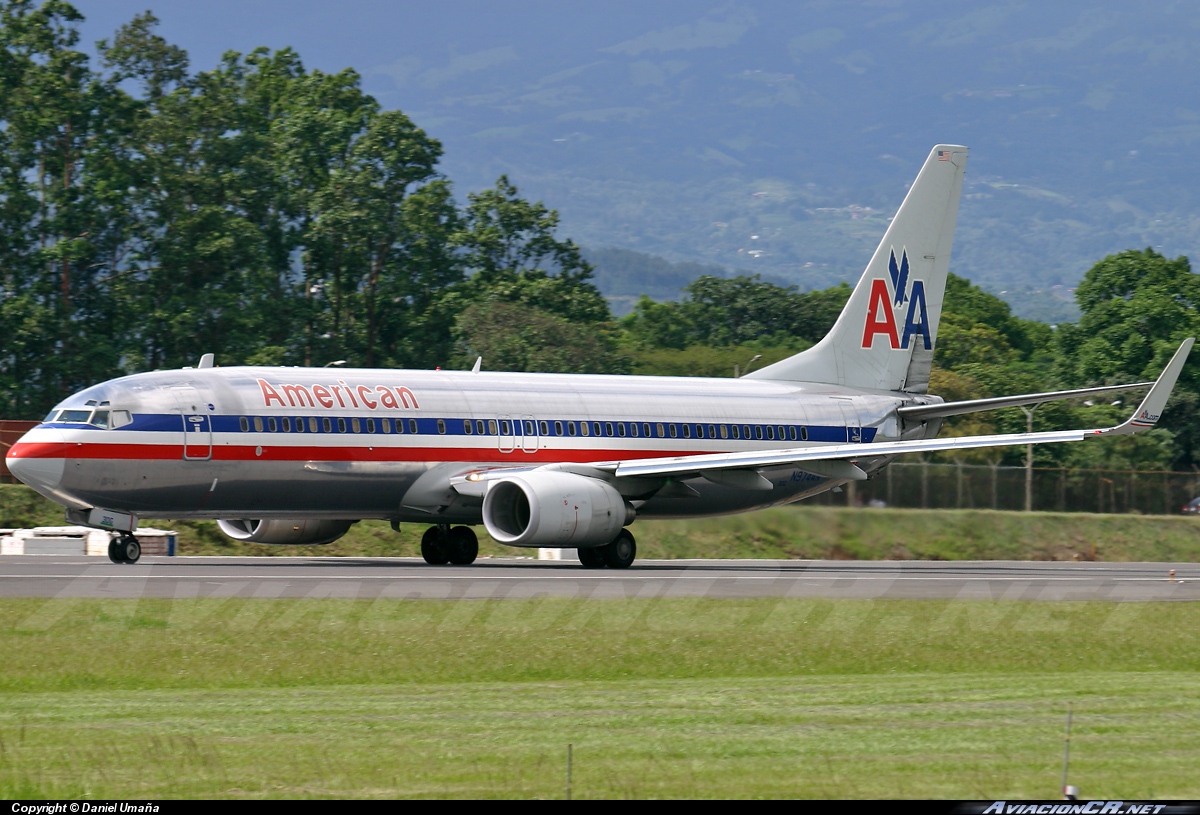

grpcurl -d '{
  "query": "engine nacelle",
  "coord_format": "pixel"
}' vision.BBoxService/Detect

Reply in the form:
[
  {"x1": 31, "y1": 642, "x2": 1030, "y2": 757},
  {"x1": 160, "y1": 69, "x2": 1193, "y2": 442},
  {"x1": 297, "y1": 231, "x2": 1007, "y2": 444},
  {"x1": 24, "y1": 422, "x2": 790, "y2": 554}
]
[
  {"x1": 216, "y1": 519, "x2": 354, "y2": 545},
  {"x1": 482, "y1": 472, "x2": 634, "y2": 547}
]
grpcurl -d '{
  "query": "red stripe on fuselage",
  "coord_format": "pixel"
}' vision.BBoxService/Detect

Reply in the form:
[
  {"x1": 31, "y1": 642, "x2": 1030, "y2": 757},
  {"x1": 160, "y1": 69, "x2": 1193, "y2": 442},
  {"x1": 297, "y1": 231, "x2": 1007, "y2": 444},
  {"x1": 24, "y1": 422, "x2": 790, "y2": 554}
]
[{"x1": 7, "y1": 440, "x2": 724, "y2": 465}]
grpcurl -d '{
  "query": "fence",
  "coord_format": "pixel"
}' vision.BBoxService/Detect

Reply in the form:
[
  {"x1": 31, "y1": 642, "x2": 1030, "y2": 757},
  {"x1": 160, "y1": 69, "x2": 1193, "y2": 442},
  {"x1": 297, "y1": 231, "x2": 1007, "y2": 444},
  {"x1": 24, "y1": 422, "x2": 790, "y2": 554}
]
[{"x1": 809, "y1": 462, "x2": 1200, "y2": 516}]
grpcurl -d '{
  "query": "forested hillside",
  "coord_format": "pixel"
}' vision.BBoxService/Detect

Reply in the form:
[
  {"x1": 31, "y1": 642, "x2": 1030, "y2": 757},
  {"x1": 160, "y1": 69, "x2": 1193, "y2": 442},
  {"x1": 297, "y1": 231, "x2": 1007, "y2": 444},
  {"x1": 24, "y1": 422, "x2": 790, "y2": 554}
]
[{"x1": 1, "y1": 3, "x2": 1198, "y2": 473}]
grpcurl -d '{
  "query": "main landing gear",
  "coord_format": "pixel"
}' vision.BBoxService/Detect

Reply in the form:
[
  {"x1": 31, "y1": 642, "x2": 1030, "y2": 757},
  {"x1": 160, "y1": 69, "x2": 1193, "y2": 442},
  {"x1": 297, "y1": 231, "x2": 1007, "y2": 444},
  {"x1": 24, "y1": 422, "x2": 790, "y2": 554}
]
[
  {"x1": 107, "y1": 533, "x2": 141, "y2": 565},
  {"x1": 577, "y1": 529, "x2": 636, "y2": 570},
  {"x1": 421, "y1": 524, "x2": 479, "y2": 566}
]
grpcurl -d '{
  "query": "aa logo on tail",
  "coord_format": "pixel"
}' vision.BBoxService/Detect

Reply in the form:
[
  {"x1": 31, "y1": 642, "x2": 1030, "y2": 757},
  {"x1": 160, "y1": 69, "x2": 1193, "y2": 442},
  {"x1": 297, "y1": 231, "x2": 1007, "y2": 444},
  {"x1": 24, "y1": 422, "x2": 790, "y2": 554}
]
[{"x1": 861, "y1": 248, "x2": 931, "y2": 350}]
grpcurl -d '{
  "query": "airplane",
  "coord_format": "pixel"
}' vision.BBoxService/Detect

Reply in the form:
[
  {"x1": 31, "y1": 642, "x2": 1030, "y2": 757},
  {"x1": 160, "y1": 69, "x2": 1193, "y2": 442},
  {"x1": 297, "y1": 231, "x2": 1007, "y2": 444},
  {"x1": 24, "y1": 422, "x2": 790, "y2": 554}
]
[{"x1": 4, "y1": 144, "x2": 1192, "y2": 567}]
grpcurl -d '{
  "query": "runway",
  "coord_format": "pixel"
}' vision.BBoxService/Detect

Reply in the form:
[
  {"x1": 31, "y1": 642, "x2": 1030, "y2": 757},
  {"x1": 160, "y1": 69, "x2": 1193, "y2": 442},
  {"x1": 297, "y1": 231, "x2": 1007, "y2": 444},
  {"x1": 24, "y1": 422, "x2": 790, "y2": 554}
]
[{"x1": 0, "y1": 556, "x2": 1196, "y2": 601}]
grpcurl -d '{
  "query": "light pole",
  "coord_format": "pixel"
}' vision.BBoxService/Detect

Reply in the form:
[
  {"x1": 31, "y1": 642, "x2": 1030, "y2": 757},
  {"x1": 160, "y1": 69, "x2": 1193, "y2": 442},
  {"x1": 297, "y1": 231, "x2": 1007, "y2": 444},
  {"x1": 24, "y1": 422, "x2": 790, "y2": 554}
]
[
  {"x1": 1019, "y1": 404, "x2": 1037, "y2": 512},
  {"x1": 735, "y1": 354, "x2": 762, "y2": 378}
]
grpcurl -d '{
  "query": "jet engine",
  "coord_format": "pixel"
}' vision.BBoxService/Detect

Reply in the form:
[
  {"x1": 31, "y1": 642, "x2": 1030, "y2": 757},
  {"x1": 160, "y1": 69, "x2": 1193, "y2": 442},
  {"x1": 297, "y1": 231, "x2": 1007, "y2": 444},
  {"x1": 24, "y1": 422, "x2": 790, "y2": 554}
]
[
  {"x1": 482, "y1": 472, "x2": 634, "y2": 547},
  {"x1": 216, "y1": 519, "x2": 354, "y2": 545}
]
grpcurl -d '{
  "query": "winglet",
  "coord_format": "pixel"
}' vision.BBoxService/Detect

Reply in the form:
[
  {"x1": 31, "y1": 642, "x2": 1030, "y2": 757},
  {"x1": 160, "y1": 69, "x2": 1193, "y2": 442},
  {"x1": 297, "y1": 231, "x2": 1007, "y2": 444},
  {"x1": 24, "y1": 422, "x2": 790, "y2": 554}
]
[{"x1": 1103, "y1": 338, "x2": 1193, "y2": 435}]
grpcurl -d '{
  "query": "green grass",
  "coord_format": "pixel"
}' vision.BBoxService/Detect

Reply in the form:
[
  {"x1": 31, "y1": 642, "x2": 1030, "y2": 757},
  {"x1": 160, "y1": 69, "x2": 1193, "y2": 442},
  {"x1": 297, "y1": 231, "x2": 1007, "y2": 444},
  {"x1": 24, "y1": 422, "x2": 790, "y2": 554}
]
[{"x1": 1, "y1": 598, "x2": 1199, "y2": 797}]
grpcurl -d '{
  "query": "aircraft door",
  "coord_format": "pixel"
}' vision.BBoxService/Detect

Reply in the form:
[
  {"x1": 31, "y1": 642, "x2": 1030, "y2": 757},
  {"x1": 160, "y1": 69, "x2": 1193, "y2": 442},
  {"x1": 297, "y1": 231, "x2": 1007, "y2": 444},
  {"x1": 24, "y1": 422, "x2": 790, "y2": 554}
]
[
  {"x1": 497, "y1": 415, "x2": 515, "y2": 454},
  {"x1": 520, "y1": 414, "x2": 538, "y2": 454},
  {"x1": 838, "y1": 401, "x2": 863, "y2": 443},
  {"x1": 171, "y1": 385, "x2": 214, "y2": 461}
]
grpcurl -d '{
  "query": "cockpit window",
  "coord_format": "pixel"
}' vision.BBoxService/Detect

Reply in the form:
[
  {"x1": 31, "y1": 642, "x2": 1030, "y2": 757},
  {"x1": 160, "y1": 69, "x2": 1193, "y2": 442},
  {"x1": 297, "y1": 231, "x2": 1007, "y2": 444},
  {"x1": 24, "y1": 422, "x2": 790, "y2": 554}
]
[
  {"x1": 58, "y1": 410, "x2": 92, "y2": 423},
  {"x1": 44, "y1": 410, "x2": 59, "y2": 422},
  {"x1": 110, "y1": 410, "x2": 132, "y2": 429},
  {"x1": 89, "y1": 411, "x2": 110, "y2": 429}
]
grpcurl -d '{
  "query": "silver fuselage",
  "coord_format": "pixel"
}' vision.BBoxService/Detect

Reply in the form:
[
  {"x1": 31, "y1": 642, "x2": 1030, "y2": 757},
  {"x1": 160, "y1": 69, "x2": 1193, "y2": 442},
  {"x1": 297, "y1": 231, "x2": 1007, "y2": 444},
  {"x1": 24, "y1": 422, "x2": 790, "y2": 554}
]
[{"x1": 6, "y1": 366, "x2": 941, "y2": 530}]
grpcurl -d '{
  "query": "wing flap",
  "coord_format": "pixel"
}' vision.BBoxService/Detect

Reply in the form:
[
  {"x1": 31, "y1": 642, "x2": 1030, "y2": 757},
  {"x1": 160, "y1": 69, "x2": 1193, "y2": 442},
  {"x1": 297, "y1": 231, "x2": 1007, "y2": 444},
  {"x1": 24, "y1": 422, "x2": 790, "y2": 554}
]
[{"x1": 897, "y1": 381, "x2": 1154, "y2": 421}]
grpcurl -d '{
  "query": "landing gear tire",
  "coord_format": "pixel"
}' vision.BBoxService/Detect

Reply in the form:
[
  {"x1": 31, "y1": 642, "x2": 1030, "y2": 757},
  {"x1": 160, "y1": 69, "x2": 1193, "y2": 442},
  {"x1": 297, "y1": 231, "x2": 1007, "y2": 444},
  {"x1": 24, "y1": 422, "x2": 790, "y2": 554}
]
[
  {"x1": 446, "y1": 526, "x2": 479, "y2": 565},
  {"x1": 601, "y1": 529, "x2": 636, "y2": 569},
  {"x1": 421, "y1": 526, "x2": 450, "y2": 565},
  {"x1": 115, "y1": 534, "x2": 140, "y2": 564},
  {"x1": 577, "y1": 546, "x2": 606, "y2": 569},
  {"x1": 107, "y1": 538, "x2": 122, "y2": 564}
]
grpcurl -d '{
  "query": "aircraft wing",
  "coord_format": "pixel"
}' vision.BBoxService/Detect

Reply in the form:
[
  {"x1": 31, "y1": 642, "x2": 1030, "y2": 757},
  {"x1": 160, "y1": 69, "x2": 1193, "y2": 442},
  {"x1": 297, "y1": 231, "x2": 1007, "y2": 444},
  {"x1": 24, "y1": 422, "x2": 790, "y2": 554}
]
[
  {"x1": 450, "y1": 339, "x2": 1191, "y2": 495},
  {"x1": 896, "y1": 381, "x2": 1155, "y2": 421},
  {"x1": 607, "y1": 337, "x2": 1193, "y2": 482}
]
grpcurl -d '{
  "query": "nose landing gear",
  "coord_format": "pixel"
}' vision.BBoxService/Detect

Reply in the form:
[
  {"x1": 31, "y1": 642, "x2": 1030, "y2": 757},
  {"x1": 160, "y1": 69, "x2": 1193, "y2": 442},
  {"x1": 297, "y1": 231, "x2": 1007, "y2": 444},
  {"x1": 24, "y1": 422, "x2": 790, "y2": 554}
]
[{"x1": 107, "y1": 534, "x2": 141, "y2": 564}]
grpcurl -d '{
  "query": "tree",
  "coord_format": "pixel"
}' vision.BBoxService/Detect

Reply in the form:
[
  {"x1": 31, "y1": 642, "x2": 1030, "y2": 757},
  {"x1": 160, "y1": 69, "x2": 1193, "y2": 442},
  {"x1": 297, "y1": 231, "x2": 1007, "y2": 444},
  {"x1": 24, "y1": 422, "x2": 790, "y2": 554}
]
[
  {"x1": 452, "y1": 300, "x2": 627, "y2": 374},
  {"x1": 1056, "y1": 248, "x2": 1200, "y2": 467},
  {"x1": 0, "y1": 0, "x2": 134, "y2": 416},
  {"x1": 455, "y1": 175, "x2": 609, "y2": 324}
]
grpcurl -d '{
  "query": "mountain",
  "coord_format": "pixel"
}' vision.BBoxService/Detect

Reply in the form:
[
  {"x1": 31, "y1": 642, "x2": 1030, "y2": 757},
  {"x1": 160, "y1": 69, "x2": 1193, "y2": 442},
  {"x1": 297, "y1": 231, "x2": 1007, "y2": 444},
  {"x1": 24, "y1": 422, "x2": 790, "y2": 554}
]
[{"x1": 83, "y1": 1, "x2": 1200, "y2": 318}]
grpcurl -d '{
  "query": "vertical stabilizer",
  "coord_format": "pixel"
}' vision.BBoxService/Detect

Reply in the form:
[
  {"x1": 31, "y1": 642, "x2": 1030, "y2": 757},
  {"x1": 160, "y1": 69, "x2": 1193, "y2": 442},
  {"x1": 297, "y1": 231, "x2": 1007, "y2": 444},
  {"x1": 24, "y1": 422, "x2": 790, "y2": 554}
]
[{"x1": 745, "y1": 144, "x2": 967, "y2": 391}]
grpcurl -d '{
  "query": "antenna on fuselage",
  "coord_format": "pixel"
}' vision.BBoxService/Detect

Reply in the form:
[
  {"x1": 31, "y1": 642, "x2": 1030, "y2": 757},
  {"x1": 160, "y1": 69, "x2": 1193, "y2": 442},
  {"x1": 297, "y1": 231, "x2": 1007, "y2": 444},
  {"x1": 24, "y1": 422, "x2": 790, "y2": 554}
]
[
  {"x1": 197, "y1": 353, "x2": 214, "y2": 369},
  {"x1": 472, "y1": 356, "x2": 482, "y2": 374}
]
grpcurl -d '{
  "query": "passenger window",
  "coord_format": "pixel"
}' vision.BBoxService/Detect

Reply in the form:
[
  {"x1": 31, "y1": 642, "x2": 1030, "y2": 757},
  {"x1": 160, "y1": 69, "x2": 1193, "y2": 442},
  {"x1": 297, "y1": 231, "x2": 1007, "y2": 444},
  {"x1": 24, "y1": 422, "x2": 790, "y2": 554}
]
[
  {"x1": 568, "y1": 422, "x2": 577, "y2": 436},
  {"x1": 789, "y1": 426, "x2": 797, "y2": 441},
  {"x1": 349, "y1": 418, "x2": 359, "y2": 433},
  {"x1": 110, "y1": 410, "x2": 132, "y2": 429},
  {"x1": 755, "y1": 426, "x2": 764, "y2": 440},
  {"x1": 525, "y1": 420, "x2": 535, "y2": 436},
  {"x1": 708, "y1": 425, "x2": 716, "y2": 438},
  {"x1": 366, "y1": 418, "x2": 375, "y2": 433},
  {"x1": 540, "y1": 420, "x2": 549, "y2": 435},
  {"x1": 592, "y1": 422, "x2": 601, "y2": 436},
  {"x1": 500, "y1": 420, "x2": 510, "y2": 434},
  {"x1": 554, "y1": 421, "x2": 563, "y2": 436},
  {"x1": 408, "y1": 419, "x2": 418, "y2": 434},
  {"x1": 477, "y1": 420, "x2": 486, "y2": 435},
  {"x1": 581, "y1": 422, "x2": 589, "y2": 437},
  {"x1": 268, "y1": 417, "x2": 277, "y2": 432},
  {"x1": 695, "y1": 424, "x2": 704, "y2": 438},
  {"x1": 778, "y1": 425, "x2": 786, "y2": 440},
  {"x1": 464, "y1": 420, "x2": 473, "y2": 434},
  {"x1": 669, "y1": 424, "x2": 678, "y2": 438},
  {"x1": 682, "y1": 424, "x2": 691, "y2": 439},
  {"x1": 437, "y1": 419, "x2": 446, "y2": 435},
  {"x1": 800, "y1": 426, "x2": 808, "y2": 441},
  {"x1": 743, "y1": 425, "x2": 751, "y2": 439},
  {"x1": 643, "y1": 423, "x2": 651, "y2": 437},
  {"x1": 322, "y1": 418, "x2": 332, "y2": 433},
  {"x1": 239, "y1": 417, "x2": 249, "y2": 432},
  {"x1": 254, "y1": 417, "x2": 264, "y2": 432},
  {"x1": 617, "y1": 423, "x2": 626, "y2": 437},
  {"x1": 630, "y1": 423, "x2": 639, "y2": 437},
  {"x1": 766, "y1": 426, "x2": 775, "y2": 440},
  {"x1": 310, "y1": 417, "x2": 319, "y2": 433},
  {"x1": 605, "y1": 422, "x2": 614, "y2": 436},
  {"x1": 295, "y1": 417, "x2": 305, "y2": 433},
  {"x1": 656, "y1": 423, "x2": 665, "y2": 437},
  {"x1": 337, "y1": 418, "x2": 347, "y2": 433},
  {"x1": 380, "y1": 418, "x2": 391, "y2": 434},
  {"x1": 731, "y1": 425, "x2": 740, "y2": 440},
  {"x1": 488, "y1": 420, "x2": 497, "y2": 435},
  {"x1": 721, "y1": 425, "x2": 729, "y2": 439}
]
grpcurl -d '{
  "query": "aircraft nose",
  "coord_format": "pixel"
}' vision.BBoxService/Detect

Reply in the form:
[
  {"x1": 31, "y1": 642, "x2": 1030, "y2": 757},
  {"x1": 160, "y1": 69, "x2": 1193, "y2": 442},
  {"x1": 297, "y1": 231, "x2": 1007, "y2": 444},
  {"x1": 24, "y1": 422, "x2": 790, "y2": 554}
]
[{"x1": 5, "y1": 427, "x2": 66, "y2": 493}]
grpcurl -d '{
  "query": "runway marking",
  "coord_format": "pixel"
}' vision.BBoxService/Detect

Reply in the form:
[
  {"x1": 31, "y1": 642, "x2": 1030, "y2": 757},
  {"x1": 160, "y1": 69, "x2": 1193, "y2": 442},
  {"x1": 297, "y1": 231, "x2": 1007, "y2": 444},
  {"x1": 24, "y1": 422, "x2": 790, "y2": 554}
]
[{"x1": 0, "y1": 573, "x2": 1185, "y2": 582}]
